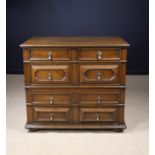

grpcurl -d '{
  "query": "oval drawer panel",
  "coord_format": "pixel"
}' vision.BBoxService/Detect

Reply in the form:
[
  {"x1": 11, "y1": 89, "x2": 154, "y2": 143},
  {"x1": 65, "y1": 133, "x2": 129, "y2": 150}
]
[
  {"x1": 33, "y1": 107, "x2": 72, "y2": 122},
  {"x1": 79, "y1": 64, "x2": 119, "y2": 84},
  {"x1": 29, "y1": 48, "x2": 71, "y2": 61},
  {"x1": 31, "y1": 93, "x2": 71, "y2": 105},
  {"x1": 78, "y1": 48, "x2": 120, "y2": 61},
  {"x1": 31, "y1": 64, "x2": 71, "y2": 84},
  {"x1": 80, "y1": 107, "x2": 118, "y2": 122}
]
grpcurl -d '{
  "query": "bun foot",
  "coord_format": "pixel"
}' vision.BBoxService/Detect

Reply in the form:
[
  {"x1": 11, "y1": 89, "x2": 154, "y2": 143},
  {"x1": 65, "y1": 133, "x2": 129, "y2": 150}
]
[
  {"x1": 28, "y1": 128, "x2": 38, "y2": 132},
  {"x1": 114, "y1": 129, "x2": 123, "y2": 132}
]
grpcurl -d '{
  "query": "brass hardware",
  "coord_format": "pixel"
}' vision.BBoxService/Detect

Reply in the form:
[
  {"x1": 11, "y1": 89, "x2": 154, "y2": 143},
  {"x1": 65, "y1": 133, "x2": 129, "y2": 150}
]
[
  {"x1": 96, "y1": 72, "x2": 102, "y2": 80},
  {"x1": 96, "y1": 96, "x2": 101, "y2": 104},
  {"x1": 49, "y1": 96, "x2": 54, "y2": 104},
  {"x1": 48, "y1": 52, "x2": 53, "y2": 60},
  {"x1": 50, "y1": 114, "x2": 54, "y2": 121},
  {"x1": 48, "y1": 73, "x2": 52, "y2": 80},
  {"x1": 97, "y1": 50, "x2": 103, "y2": 60},
  {"x1": 96, "y1": 113, "x2": 100, "y2": 121}
]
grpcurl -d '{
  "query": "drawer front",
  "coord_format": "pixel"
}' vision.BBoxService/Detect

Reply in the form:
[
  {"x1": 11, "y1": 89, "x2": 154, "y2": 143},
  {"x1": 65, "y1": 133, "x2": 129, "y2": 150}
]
[
  {"x1": 33, "y1": 107, "x2": 72, "y2": 122},
  {"x1": 79, "y1": 92, "x2": 120, "y2": 105},
  {"x1": 79, "y1": 64, "x2": 119, "y2": 84},
  {"x1": 31, "y1": 93, "x2": 71, "y2": 105},
  {"x1": 29, "y1": 48, "x2": 71, "y2": 61},
  {"x1": 80, "y1": 107, "x2": 118, "y2": 122},
  {"x1": 78, "y1": 48, "x2": 120, "y2": 61},
  {"x1": 31, "y1": 64, "x2": 71, "y2": 84}
]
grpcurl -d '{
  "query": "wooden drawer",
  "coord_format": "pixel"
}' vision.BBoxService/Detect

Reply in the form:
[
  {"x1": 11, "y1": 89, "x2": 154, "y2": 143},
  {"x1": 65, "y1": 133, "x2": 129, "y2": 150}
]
[
  {"x1": 79, "y1": 91, "x2": 120, "y2": 105},
  {"x1": 79, "y1": 63, "x2": 119, "y2": 84},
  {"x1": 78, "y1": 48, "x2": 120, "y2": 61},
  {"x1": 29, "y1": 48, "x2": 71, "y2": 61},
  {"x1": 31, "y1": 64, "x2": 71, "y2": 84},
  {"x1": 33, "y1": 106, "x2": 72, "y2": 122},
  {"x1": 31, "y1": 93, "x2": 71, "y2": 105},
  {"x1": 80, "y1": 107, "x2": 118, "y2": 123}
]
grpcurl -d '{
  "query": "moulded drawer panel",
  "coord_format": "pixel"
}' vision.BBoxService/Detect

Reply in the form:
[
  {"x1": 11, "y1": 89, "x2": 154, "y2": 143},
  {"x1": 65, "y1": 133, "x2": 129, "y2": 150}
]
[
  {"x1": 31, "y1": 64, "x2": 71, "y2": 85},
  {"x1": 79, "y1": 91, "x2": 120, "y2": 105},
  {"x1": 29, "y1": 48, "x2": 71, "y2": 61},
  {"x1": 33, "y1": 106, "x2": 72, "y2": 122},
  {"x1": 78, "y1": 48, "x2": 121, "y2": 61},
  {"x1": 31, "y1": 93, "x2": 72, "y2": 105},
  {"x1": 80, "y1": 107, "x2": 118, "y2": 122},
  {"x1": 79, "y1": 63, "x2": 120, "y2": 84}
]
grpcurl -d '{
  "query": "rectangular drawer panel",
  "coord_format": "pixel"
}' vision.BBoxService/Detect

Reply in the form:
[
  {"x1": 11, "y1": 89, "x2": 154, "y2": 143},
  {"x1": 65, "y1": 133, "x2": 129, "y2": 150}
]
[
  {"x1": 31, "y1": 94, "x2": 71, "y2": 105},
  {"x1": 79, "y1": 92, "x2": 120, "y2": 105},
  {"x1": 78, "y1": 48, "x2": 120, "y2": 61},
  {"x1": 33, "y1": 106, "x2": 72, "y2": 122},
  {"x1": 29, "y1": 48, "x2": 71, "y2": 61},
  {"x1": 79, "y1": 63, "x2": 119, "y2": 84},
  {"x1": 80, "y1": 107, "x2": 118, "y2": 123},
  {"x1": 31, "y1": 64, "x2": 71, "y2": 84}
]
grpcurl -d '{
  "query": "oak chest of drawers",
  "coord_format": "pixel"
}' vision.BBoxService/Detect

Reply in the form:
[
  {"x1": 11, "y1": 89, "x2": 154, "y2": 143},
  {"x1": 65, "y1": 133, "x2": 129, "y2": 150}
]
[{"x1": 20, "y1": 37, "x2": 129, "y2": 132}]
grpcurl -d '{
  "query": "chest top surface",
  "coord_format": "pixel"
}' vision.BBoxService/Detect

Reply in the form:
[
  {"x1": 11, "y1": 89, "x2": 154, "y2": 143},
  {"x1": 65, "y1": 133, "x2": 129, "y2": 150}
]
[{"x1": 20, "y1": 36, "x2": 130, "y2": 48}]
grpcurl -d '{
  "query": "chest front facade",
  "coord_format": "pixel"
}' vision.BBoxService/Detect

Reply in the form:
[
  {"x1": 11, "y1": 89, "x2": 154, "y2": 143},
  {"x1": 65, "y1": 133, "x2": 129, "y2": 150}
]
[{"x1": 21, "y1": 37, "x2": 129, "y2": 132}]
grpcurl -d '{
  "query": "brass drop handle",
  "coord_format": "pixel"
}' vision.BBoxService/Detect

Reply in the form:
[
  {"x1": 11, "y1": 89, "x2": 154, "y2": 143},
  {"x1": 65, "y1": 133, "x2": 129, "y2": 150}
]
[
  {"x1": 50, "y1": 114, "x2": 54, "y2": 121},
  {"x1": 96, "y1": 113, "x2": 100, "y2": 121},
  {"x1": 97, "y1": 50, "x2": 103, "y2": 60},
  {"x1": 49, "y1": 96, "x2": 54, "y2": 104},
  {"x1": 96, "y1": 72, "x2": 102, "y2": 80},
  {"x1": 48, "y1": 52, "x2": 53, "y2": 60},
  {"x1": 48, "y1": 73, "x2": 52, "y2": 80},
  {"x1": 96, "y1": 96, "x2": 101, "y2": 104}
]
